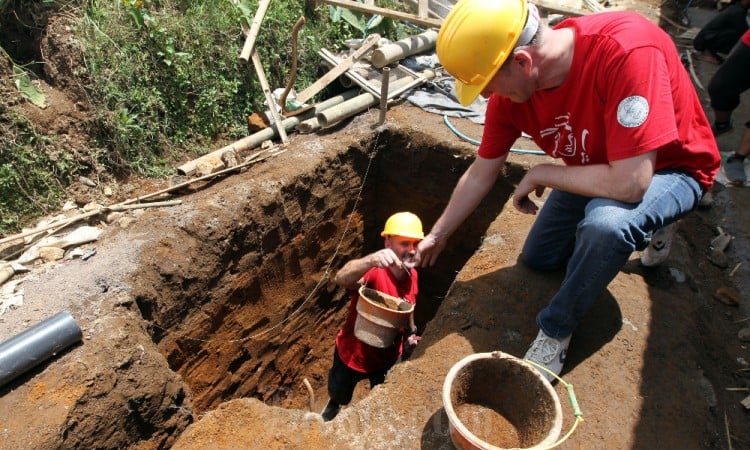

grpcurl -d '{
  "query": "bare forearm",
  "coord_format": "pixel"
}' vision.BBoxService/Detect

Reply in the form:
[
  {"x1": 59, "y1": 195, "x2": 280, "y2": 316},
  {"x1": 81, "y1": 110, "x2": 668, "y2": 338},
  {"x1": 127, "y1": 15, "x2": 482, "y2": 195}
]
[
  {"x1": 430, "y1": 157, "x2": 504, "y2": 242},
  {"x1": 526, "y1": 156, "x2": 655, "y2": 203},
  {"x1": 333, "y1": 255, "x2": 373, "y2": 290}
]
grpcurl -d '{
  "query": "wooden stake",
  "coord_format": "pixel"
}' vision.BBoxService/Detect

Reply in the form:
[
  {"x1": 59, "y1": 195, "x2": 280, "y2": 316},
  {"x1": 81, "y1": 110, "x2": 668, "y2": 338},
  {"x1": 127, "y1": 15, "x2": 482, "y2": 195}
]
[
  {"x1": 295, "y1": 33, "x2": 381, "y2": 105},
  {"x1": 250, "y1": 49, "x2": 289, "y2": 143},
  {"x1": 378, "y1": 66, "x2": 390, "y2": 125},
  {"x1": 239, "y1": 0, "x2": 272, "y2": 62},
  {"x1": 418, "y1": 0, "x2": 428, "y2": 18},
  {"x1": 235, "y1": 0, "x2": 288, "y2": 143},
  {"x1": 316, "y1": 0, "x2": 442, "y2": 28},
  {"x1": 0, "y1": 150, "x2": 282, "y2": 246}
]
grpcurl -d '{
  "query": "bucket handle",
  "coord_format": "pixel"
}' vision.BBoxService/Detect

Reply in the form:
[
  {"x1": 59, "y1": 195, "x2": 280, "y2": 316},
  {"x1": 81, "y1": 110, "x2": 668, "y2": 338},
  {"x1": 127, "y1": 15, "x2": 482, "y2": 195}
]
[{"x1": 523, "y1": 358, "x2": 585, "y2": 450}]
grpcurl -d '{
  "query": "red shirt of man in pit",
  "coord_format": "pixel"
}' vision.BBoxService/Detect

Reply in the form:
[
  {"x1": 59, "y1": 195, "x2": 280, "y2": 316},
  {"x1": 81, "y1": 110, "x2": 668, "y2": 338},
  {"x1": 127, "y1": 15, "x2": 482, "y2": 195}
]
[{"x1": 320, "y1": 212, "x2": 423, "y2": 421}]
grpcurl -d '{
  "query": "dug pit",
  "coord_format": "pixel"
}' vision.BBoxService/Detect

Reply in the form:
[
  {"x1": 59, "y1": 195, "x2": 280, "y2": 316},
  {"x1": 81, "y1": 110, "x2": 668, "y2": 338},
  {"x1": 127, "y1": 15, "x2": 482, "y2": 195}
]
[
  {"x1": 0, "y1": 109, "x2": 518, "y2": 449},
  {"x1": 132, "y1": 124, "x2": 512, "y2": 415}
]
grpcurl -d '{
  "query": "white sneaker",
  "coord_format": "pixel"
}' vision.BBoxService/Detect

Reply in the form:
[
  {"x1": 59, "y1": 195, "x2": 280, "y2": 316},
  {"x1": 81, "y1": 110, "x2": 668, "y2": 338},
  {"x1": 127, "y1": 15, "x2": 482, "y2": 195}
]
[
  {"x1": 523, "y1": 329, "x2": 571, "y2": 383},
  {"x1": 640, "y1": 222, "x2": 678, "y2": 267}
]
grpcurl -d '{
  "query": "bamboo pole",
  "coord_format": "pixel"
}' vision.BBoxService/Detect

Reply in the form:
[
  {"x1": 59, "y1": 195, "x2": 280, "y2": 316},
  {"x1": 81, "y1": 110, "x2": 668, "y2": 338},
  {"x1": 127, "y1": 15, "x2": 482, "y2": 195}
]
[
  {"x1": 295, "y1": 33, "x2": 380, "y2": 105},
  {"x1": 0, "y1": 151, "x2": 282, "y2": 247},
  {"x1": 316, "y1": 69, "x2": 435, "y2": 128},
  {"x1": 371, "y1": 29, "x2": 438, "y2": 69},
  {"x1": 250, "y1": 49, "x2": 289, "y2": 144},
  {"x1": 239, "y1": 0, "x2": 272, "y2": 61},
  {"x1": 237, "y1": 0, "x2": 288, "y2": 144},
  {"x1": 176, "y1": 88, "x2": 359, "y2": 176},
  {"x1": 316, "y1": 0, "x2": 442, "y2": 28}
]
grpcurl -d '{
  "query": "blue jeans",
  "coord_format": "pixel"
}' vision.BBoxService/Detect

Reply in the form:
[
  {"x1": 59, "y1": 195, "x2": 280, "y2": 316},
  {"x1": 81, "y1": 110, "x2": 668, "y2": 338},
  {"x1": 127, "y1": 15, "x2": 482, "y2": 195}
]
[{"x1": 521, "y1": 170, "x2": 702, "y2": 338}]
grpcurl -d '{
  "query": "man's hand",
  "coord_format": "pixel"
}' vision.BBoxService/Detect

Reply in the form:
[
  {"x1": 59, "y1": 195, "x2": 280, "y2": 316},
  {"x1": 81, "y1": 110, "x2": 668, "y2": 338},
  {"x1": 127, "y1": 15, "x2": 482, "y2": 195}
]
[
  {"x1": 416, "y1": 234, "x2": 446, "y2": 267},
  {"x1": 368, "y1": 248, "x2": 402, "y2": 270},
  {"x1": 402, "y1": 331, "x2": 421, "y2": 359},
  {"x1": 334, "y1": 248, "x2": 403, "y2": 289},
  {"x1": 513, "y1": 172, "x2": 546, "y2": 215}
]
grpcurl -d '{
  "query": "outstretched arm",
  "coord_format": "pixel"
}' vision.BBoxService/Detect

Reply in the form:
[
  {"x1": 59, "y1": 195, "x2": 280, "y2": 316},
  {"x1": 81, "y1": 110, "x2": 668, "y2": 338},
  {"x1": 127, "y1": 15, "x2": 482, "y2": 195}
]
[
  {"x1": 418, "y1": 155, "x2": 506, "y2": 267},
  {"x1": 333, "y1": 248, "x2": 402, "y2": 290}
]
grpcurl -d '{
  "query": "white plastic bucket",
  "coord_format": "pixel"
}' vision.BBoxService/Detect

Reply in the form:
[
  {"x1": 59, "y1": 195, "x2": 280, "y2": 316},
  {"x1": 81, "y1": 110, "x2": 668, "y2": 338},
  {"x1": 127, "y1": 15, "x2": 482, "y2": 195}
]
[{"x1": 442, "y1": 351, "x2": 563, "y2": 450}]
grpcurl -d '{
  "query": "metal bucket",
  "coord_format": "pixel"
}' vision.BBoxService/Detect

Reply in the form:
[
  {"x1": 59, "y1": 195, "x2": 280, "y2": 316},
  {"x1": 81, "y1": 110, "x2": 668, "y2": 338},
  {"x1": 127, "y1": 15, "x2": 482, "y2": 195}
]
[
  {"x1": 354, "y1": 286, "x2": 414, "y2": 348},
  {"x1": 442, "y1": 351, "x2": 563, "y2": 450}
]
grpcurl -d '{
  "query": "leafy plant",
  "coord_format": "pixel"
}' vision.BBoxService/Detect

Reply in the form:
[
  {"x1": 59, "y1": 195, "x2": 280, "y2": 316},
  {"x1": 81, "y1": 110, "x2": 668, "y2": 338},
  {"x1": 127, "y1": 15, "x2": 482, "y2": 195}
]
[{"x1": 12, "y1": 65, "x2": 47, "y2": 108}]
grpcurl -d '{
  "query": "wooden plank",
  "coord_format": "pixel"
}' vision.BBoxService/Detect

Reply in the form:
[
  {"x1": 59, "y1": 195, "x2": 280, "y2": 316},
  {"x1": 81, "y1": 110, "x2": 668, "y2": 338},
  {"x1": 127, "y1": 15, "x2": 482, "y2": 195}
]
[
  {"x1": 317, "y1": 0, "x2": 442, "y2": 28},
  {"x1": 239, "y1": 0, "x2": 272, "y2": 62},
  {"x1": 250, "y1": 49, "x2": 289, "y2": 143},
  {"x1": 418, "y1": 0, "x2": 429, "y2": 18},
  {"x1": 404, "y1": 0, "x2": 453, "y2": 20},
  {"x1": 534, "y1": 0, "x2": 587, "y2": 17},
  {"x1": 295, "y1": 33, "x2": 381, "y2": 105},
  {"x1": 234, "y1": 0, "x2": 287, "y2": 142}
]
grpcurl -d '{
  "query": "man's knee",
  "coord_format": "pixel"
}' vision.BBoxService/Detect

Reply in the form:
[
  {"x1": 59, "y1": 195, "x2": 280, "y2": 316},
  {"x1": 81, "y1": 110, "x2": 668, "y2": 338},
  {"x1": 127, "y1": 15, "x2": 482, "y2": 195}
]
[{"x1": 520, "y1": 245, "x2": 568, "y2": 271}]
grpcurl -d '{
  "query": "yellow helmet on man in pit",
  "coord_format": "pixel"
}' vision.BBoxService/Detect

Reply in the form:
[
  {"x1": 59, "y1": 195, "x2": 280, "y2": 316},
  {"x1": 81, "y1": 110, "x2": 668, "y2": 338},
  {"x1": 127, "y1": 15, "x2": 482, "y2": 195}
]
[
  {"x1": 381, "y1": 212, "x2": 424, "y2": 240},
  {"x1": 436, "y1": 0, "x2": 540, "y2": 106}
]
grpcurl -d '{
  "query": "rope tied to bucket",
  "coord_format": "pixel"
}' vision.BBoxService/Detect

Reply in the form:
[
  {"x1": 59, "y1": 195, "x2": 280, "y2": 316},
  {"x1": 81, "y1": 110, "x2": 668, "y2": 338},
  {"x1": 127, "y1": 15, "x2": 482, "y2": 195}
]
[{"x1": 523, "y1": 358, "x2": 585, "y2": 449}]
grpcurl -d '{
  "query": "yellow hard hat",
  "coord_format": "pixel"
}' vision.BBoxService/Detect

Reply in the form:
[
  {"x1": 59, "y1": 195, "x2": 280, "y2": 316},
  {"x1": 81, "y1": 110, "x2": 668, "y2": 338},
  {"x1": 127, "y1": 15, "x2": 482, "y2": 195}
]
[
  {"x1": 381, "y1": 212, "x2": 424, "y2": 240},
  {"x1": 437, "y1": 0, "x2": 538, "y2": 106}
]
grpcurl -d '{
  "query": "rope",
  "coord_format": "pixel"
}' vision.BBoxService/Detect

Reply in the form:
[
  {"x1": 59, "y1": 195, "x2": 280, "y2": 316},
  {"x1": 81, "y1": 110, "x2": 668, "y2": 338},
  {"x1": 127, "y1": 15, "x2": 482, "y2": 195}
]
[
  {"x1": 149, "y1": 132, "x2": 382, "y2": 344},
  {"x1": 442, "y1": 114, "x2": 547, "y2": 155},
  {"x1": 523, "y1": 358, "x2": 585, "y2": 449}
]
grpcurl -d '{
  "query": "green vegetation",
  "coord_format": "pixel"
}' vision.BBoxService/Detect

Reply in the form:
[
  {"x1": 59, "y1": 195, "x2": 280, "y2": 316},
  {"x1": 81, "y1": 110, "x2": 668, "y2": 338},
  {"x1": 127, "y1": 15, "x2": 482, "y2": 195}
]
[
  {"x1": 0, "y1": 110, "x2": 81, "y2": 234},
  {"x1": 0, "y1": 0, "x2": 421, "y2": 234}
]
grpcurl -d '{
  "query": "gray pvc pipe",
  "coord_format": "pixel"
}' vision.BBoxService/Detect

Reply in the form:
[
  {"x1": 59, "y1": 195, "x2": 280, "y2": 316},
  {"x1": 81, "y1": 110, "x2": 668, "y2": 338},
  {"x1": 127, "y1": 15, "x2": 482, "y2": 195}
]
[{"x1": 0, "y1": 311, "x2": 82, "y2": 388}]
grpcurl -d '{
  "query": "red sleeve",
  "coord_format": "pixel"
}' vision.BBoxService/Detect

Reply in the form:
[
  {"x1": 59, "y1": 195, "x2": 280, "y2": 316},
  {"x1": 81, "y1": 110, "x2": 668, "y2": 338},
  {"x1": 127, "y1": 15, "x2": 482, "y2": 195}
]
[
  {"x1": 602, "y1": 46, "x2": 678, "y2": 161},
  {"x1": 477, "y1": 95, "x2": 522, "y2": 159}
]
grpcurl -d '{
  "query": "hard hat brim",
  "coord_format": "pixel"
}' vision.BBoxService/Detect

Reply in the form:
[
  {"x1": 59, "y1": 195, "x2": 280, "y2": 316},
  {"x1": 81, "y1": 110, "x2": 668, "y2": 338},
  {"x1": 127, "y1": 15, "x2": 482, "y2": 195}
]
[
  {"x1": 381, "y1": 232, "x2": 424, "y2": 240},
  {"x1": 455, "y1": 80, "x2": 486, "y2": 107}
]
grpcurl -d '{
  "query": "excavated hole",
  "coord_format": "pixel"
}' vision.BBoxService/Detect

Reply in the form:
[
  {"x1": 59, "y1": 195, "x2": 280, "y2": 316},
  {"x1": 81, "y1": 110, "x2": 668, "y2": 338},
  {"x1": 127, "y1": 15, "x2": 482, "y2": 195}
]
[{"x1": 133, "y1": 129, "x2": 521, "y2": 416}]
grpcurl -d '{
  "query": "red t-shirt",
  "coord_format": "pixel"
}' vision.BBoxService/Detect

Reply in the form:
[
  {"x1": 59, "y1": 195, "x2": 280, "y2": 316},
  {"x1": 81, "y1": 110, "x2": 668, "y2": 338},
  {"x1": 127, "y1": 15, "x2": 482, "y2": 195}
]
[
  {"x1": 335, "y1": 267, "x2": 418, "y2": 373},
  {"x1": 742, "y1": 29, "x2": 750, "y2": 46},
  {"x1": 478, "y1": 12, "x2": 720, "y2": 191}
]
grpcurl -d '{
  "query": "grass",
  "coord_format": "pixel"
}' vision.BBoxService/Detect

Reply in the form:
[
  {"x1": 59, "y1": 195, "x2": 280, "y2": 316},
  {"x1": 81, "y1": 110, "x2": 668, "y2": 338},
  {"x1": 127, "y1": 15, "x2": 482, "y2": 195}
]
[
  {"x1": 0, "y1": 0, "x2": 423, "y2": 234},
  {"x1": 0, "y1": 110, "x2": 80, "y2": 234}
]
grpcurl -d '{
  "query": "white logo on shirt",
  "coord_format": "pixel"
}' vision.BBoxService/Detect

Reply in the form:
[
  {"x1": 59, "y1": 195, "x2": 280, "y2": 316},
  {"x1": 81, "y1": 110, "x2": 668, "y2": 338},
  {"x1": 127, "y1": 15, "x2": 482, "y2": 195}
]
[
  {"x1": 540, "y1": 113, "x2": 590, "y2": 163},
  {"x1": 617, "y1": 96, "x2": 649, "y2": 128}
]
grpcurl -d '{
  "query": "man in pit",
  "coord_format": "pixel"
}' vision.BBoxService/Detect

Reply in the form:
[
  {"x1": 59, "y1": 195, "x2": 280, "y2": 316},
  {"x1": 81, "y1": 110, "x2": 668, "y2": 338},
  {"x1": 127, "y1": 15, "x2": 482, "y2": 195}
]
[{"x1": 320, "y1": 211, "x2": 423, "y2": 421}]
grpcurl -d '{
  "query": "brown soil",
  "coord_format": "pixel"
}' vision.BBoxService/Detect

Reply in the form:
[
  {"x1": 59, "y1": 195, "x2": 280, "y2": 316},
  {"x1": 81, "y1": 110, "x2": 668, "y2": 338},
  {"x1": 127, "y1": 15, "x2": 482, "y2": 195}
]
[{"x1": 1, "y1": 2, "x2": 750, "y2": 450}]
